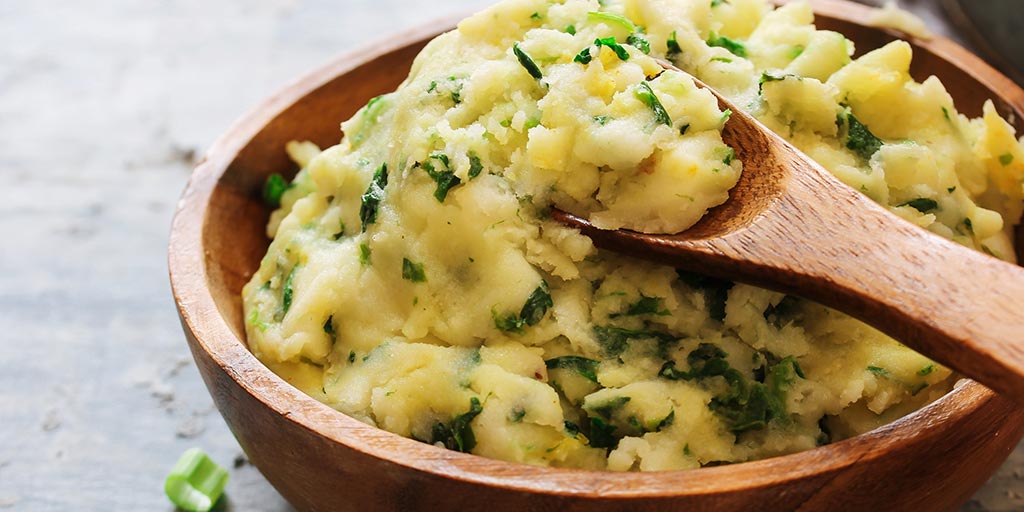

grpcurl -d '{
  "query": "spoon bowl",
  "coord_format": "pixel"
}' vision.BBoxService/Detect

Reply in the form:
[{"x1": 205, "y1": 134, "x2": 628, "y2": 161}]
[{"x1": 556, "y1": 62, "x2": 1024, "y2": 403}]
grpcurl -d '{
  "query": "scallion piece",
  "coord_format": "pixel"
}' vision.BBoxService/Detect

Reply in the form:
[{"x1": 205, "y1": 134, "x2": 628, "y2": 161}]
[
  {"x1": 634, "y1": 82, "x2": 672, "y2": 126},
  {"x1": 164, "y1": 448, "x2": 229, "y2": 512},
  {"x1": 513, "y1": 43, "x2": 543, "y2": 80},
  {"x1": 586, "y1": 11, "x2": 638, "y2": 33}
]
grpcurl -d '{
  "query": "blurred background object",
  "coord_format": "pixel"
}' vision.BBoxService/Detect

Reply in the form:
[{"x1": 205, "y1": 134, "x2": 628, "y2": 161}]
[{"x1": 943, "y1": 0, "x2": 1024, "y2": 85}]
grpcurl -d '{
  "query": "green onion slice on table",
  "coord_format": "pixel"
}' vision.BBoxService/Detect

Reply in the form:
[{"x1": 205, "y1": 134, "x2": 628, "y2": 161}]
[{"x1": 165, "y1": 448, "x2": 229, "y2": 512}]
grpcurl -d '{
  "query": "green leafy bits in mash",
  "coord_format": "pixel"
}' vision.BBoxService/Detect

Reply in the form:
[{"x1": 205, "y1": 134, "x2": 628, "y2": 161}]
[
  {"x1": 574, "y1": 47, "x2": 593, "y2": 65},
  {"x1": 493, "y1": 281, "x2": 553, "y2": 332},
  {"x1": 564, "y1": 24, "x2": 577, "y2": 35},
  {"x1": 262, "y1": 173, "x2": 292, "y2": 207},
  {"x1": 706, "y1": 32, "x2": 747, "y2": 58},
  {"x1": 359, "y1": 163, "x2": 388, "y2": 231},
  {"x1": 509, "y1": 406, "x2": 527, "y2": 423},
  {"x1": 710, "y1": 57, "x2": 733, "y2": 64},
  {"x1": 281, "y1": 266, "x2": 298, "y2": 316},
  {"x1": 679, "y1": 123, "x2": 690, "y2": 135},
  {"x1": 867, "y1": 366, "x2": 889, "y2": 377},
  {"x1": 323, "y1": 315, "x2": 335, "y2": 336},
  {"x1": 513, "y1": 43, "x2": 543, "y2": 80},
  {"x1": 1000, "y1": 153, "x2": 1015, "y2": 166},
  {"x1": 402, "y1": 258, "x2": 426, "y2": 283},
  {"x1": 626, "y1": 33, "x2": 651, "y2": 55},
  {"x1": 358, "y1": 243, "x2": 372, "y2": 266},
  {"x1": 711, "y1": 0, "x2": 730, "y2": 6},
  {"x1": 622, "y1": 295, "x2": 670, "y2": 316},
  {"x1": 586, "y1": 11, "x2": 638, "y2": 33},
  {"x1": 353, "y1": 95, "x2": 390, "y2": 147},
  {"x1": 421, "y1": 153, "x2": 462, "y2": 202},
  {"x1": 900, "y1": 198, "x2": 938, "y2": 213},
  {"x1": 593, "y1": 325, "x2": 675, "y2": 357},
  {"x1": 918, "y1": 364, "x2": 935, "y2": 376},
  {"x1": 635, "y1": 82, "x2": 672, "y2": 127},
  {"x1": 428, "y1": 397, "x2": 483, "y2": 453},
  {"x1": 545, "y1": 356, "x2": 600, "y2": 383},
  {"x1": 666, "y1": 30, "x2": 682, "y2": 58},
  {"x1": 593, "y1": 115, "x2": 611, "y2": 125},
  {"x1": 841, "y1": 111, "x2": 884, "y2": 160},
  {"x1": 595, "y1": 37, "x2": 631, "y2": 61},
  {"x1": 468, "y1": 152, "x2": 484, "y2": 178},
  {"x1": 587, "y1": 417, "x2": 619, "y2": 448},
  {"x1": 588, "y1": 396, "x2": 631, "y2": 419}
]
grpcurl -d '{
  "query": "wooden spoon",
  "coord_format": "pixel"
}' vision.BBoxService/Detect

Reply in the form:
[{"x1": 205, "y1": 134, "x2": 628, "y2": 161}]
[{"x1": 555, "y1": 63, "x2": 1024, "y2": 402}]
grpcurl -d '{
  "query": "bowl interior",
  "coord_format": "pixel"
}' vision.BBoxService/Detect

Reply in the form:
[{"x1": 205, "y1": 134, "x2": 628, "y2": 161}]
[{"x1": 186, "y1": 1, "x2": 1024, "y2": 494}]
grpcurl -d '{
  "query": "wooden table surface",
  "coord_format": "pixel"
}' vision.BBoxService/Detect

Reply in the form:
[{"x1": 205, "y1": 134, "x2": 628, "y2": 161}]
[{"x1": 1, "y1": 1, "x2": 1021, "y2": 510}]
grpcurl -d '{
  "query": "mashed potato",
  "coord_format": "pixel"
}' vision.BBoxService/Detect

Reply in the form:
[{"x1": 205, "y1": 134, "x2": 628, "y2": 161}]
[{"x1": 242, "y1": 0, "x2": 1024, "y2": 470}]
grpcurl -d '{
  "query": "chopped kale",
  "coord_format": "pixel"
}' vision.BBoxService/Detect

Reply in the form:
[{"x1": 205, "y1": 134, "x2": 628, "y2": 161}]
[
  {"x1": 1000, "y1": 153, "x2": 1015, "y2": 166},
  {"x1": 626, "y1": 33, "x2": 651, "y2": 54},
  {"x1": 468, "y1": 152, "x2": 484, "y2": 179},
  {"x1": 520, "y1": 281, "x2": 553, "y2": 326},
  {"x1": 402, "y1": 258, "x2": 426, "y2": 283},
  {"x1": 762, "y1": 295, "x2": 800, "y2": 327},
  {"x1": 587, "y1": 417, "x2": 619, "y2": 448},
  {"x1": 421, "y1": 154, "x2": 462, "y2": 202},
  {"x1": 624, "y1": 295, "x2": 670, "y2": 316},
  {"x1": 592, "y1": 325, "x2": 675, "y2": 357},
  {"x1": 842, "y1": 111, "x2": 884, "y2": 160},
  {"x1": 513, "y1": 43, "x2": 543, "y2": 80},
  {"x1": 595, "y1": 37, "x2": 630, "y2": 61},
  {"x1": 323, "y1": 315, "x2": 335, "y2": 336},
  {"x1": 634, "y1": 82, "x2": 672, "y2": 126},
  {"x1": 546, "y1": 356, "x2": 600, "y2": 383},
  {"x1": 707, "y1": 32, "x2": 747, "y2": 57},
  {"x1": 262, "y1": 173, "x2": 292, "y2": 207},
  {"x1": 563, "y1": 420, "x2": 581, "y2": 437},
  {"x1": 900, "y1": 198, "x2": 938, "y2": 213},
  {"x1": 588, "y1": 396, "x2": 631, "y2": 419},
  {"x1": 359, "y1": 163, "x2": 388, "y2": 231},
  {"x1": 429, "y1": 397, "x2": 483, "y2": 453},
  {"x1": 677, "y1": 269, "x2": 734, "y2": 322}
]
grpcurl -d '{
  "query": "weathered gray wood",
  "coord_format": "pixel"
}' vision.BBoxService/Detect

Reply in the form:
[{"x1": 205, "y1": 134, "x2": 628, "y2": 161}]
[{"x1": 0, "y1": 0, "x2": 1021, "y2": 511}]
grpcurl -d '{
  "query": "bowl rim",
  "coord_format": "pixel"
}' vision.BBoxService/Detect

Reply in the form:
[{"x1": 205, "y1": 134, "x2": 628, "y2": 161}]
[{"x1": 169, "y1": 0, "x2": 1024, "y2": 499}]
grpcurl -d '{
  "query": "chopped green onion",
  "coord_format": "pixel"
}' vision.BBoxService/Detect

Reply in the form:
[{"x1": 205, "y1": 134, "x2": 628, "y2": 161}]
[
  {"x1": 574, "y1": 47, "x2": 593, "y2": 64},
  {"x1": 899, "y1": 198, "x2": 939, "y2": 213},
  {"x1": 262, "y1": 173, "x2": 291, "y2": 207},
  {"x1": 999, "y1": 153, "x2": 1014, "y2": 166},
  {"x1": 403, "y1": 258, "x2": 426, "y2": 282},
  {"x1": 586, "y1": 11, "x2": 638, "y2": 33},
  {"x1": 626, "y1": 33, "x2": 651, "y2": 54},
  {"x1": 564, "y1": 24, "x2": 577, "y2": 35},
  {"x1": 468, "y1": 152, "x2": 484, "y2": 178},
  {"x1": 595, "y1": 37, "x2": 630, "y2": 61},
  {"x1": 360, "y1": 163, "x2": 388, "y2": 231},
  {"x1": 707, "y1": 32, "x2": 747, "y2": 58},
  {"x1": 634, "y1": 82, "x2": 672, "y2": 126},
  {"x1": 164, "y1": 448, "x2": 229, "y2": 512},
  {"x1": 667, "y1": 31, "x2": 682, "y2": 58},
  {"x1": 513, "y1": 43, "x2": 543, "y2": 80}
]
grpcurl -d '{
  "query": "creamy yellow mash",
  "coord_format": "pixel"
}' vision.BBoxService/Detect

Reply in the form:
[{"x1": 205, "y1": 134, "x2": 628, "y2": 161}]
[{"x1": 243, "y1": 0, "x2": 1024, "y2": 470}]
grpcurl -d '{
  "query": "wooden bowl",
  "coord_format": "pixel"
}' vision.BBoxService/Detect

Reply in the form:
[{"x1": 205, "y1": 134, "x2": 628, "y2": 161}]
[{"x1": 169, "y1": 1, "x2": 1024, "y2": 510}]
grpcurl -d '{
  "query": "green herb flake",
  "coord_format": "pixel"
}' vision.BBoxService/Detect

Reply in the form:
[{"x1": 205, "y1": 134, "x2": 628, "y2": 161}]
[
  {"x1": 323, "y1": 315, "x2": 335, "y2": 336},
  {"x1": 402, "y1": 258, "x2": 426, "y2": 283},
  {"x1": 359, "y1": 243, "x2": 372, "y2": 266},
  {"x1": 942, "y1": 106, "x2": 951, "y2": 121},
  {"x1": 867, "y1": 366, "x2": 889, "y2": 377},
  {"x1": 626, "y1": 33, "x2": 651, "y2": 54},
  {"x1": 710, "y1": 57, "x2": 733, "y2": 63},
  {"x1": 634, "y1": 82, "x2": 672, "y2": 127},
  {"x1": 468, "y1": 152, "x2": 484, "y2": 178},
  {"x1": 348, "y1": 351, "x2": 356, "y2": 363},
  {"x1": 509, "y1": 407, "x2": 527, "y2": 423},
  {"x1": 999, "y1": 153, "x2": 1015, "y2": 166},
  {"x1": 711, "y1": 0, "x2": 729, "y2": 6},
  {"x1": 565, "y1": 24, "x2": 577, "y2": 35},
  {"x1": 545, "y1": 356, "x2": 600, "y2": 383},
  {"x1": 624, "y1": 295, "x2": 670, "y2": 316},
  {"x1": 842, "y1": 111, "x2": 884, "y2": 160},
  {"x1": 422, "y1": 154, "x2": 462, "y2": 202},
  {"x1": 588, "y1": 396, "x2": 631, "y2": 419},
  {"x1": 587, "y1": 417, "x2": 619, "y2": 448},
  {"x1": 429, "y1": 397, "x2": 483, "y2": 453},
  {"x1": 918, "y1": 364, "x2": 935, "y2": 377},
  {"x1": 964, "y1": 217, "x2": 974, "y2": 234},
  {"x1": 707, "y1": 32, "x2": 747, "y2": 57},
  {"x1": 593, "y1": 115, "x2": 611, "y2": 125},
  {"x1": 282, "y1": 266, "x2": 298, "y2": 316},
  {"x1": 520, "y1": 281, "x2": 553, "y2": 326},
  {"x1": 720, "y1": 146, "x2": 736, "y2": 165},
  {"x1": 530, "y1": 11, "x2": 541, "y2": 20},
  {"x1": 900, "y1": 198, "x2": 939, "y2": 213},
  {"x1": 574, "y1": 47, "x2": 593, "y2": 65},
  {"x1": 513, "y1": 42, "x2": 543, "y2": 80},
  {"x1": 667, "y1": 31, "x2": 682, "y2": 58},
  {"x1": 593, "y1": 325, "x2": 675, "y2": 357},
  {"x1": 679, "y1": 123, "x2": 690, "y2": 136},
  {"x1": 262, "y1": 173, "x2": 292, "y2": 207},
  {"x1": 586, "y1": 11, "x2": 638, "y2": 33},
  {"x1": 359, "y1": 163, "x2": 388, "y2": 231},
  {"x1": 595, "y1": 36, "x2": 630, "y2": 61}
]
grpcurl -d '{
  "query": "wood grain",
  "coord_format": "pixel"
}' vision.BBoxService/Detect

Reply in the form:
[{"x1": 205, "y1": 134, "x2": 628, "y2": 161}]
[{"x1": 169, "y1": 2, "x2": 1024, "y2": 511}]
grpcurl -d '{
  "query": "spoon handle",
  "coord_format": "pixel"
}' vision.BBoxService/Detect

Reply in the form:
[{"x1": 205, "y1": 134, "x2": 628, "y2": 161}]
[{"x1": 656, "y1": 144, "x2": 1024, "y2": 401}]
